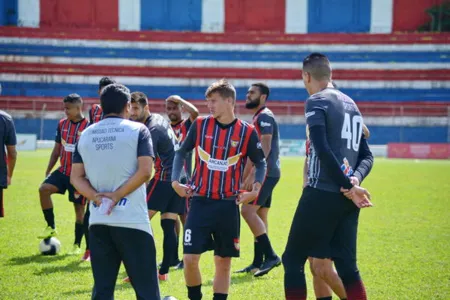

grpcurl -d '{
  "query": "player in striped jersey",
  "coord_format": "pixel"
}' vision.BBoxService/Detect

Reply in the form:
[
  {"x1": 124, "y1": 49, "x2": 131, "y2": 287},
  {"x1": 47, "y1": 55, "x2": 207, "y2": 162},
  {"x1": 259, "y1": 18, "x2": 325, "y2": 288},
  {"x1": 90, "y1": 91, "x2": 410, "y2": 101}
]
[
  {"x1": 172, "y1": 80, "x2": 267, "y2": 300},
  {"x1": 81, "y1": 76, "x2": 116, "y2": 262},
  {"x1": 166, "y1": 94, "x2": 199, "y2": 270},
  {"x1": 128, "y1": 91, "x2": 183, "y2": 282},
  {"x1": 38, "y1": 94, "x2": 89, "y2": 255}
]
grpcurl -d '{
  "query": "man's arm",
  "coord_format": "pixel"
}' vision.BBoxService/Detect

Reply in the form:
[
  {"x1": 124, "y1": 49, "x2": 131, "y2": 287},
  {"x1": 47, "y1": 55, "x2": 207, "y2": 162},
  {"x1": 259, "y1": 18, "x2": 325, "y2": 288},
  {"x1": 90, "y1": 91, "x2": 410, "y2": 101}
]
[
  {"x1": 167, "y1": 95, "x2": 199, "y2": 122},
  {"x1": 70, "y1": 143, "x2": 98, "y2": 200},
  {"x1": 4, "y1": 117, "x2": 17, "y2": 184},
  {"x1": 351, "y1": 136, "x2": 374, "y2": 185}
]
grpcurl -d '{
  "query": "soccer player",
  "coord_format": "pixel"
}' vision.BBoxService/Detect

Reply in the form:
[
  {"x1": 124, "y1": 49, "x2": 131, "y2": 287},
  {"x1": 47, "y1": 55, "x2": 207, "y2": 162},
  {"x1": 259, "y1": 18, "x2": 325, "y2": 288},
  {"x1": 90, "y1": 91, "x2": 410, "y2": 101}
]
[
  {"x1": 171, "y1": 79, "x2": 267, "y2": 300},
  {"x1": 0, "y1": 106, "x2": 17, "y2": 217},
  {"x1": 129, "y1": 91, "x2": 183, "y2": 281},
  {"x1": 71, "y1": 83, "x2": 161, "y2": 299},
  {"x1": 38, "y1": 94, "x2": 89, "y2": 255},
  {"x1": 235, "y1": 83, "x2": 281, "y2": 277},
  {"x1": 282, "y1": 53, "x2": 374, "y2": 300},
  {"x1": 166, "y1": 94, "x2": 199, "y2": 269},
  {"x1": 81, "y1": 76, "x2": 116, "y2": 262}
]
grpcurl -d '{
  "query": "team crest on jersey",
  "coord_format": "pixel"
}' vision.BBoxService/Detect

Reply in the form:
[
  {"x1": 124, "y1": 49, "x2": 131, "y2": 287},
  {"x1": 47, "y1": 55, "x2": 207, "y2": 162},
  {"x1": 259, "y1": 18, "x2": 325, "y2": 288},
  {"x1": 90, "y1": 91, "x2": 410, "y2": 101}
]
[
  {"x1": 234, "y1": 238, "x2": 240, "y2": 250},
  {"x1": 197, "y1": 146, "x2": 241, "y2": 172},
  {"x1": 77, "y1": 131, "x2": 82, "y2": 136},
  {"x1": 230, "y1": 140, "x2": 239, "y2": 148},
  {"x1": 341, "y1": 158, "x2": 354, "y2": 177}
]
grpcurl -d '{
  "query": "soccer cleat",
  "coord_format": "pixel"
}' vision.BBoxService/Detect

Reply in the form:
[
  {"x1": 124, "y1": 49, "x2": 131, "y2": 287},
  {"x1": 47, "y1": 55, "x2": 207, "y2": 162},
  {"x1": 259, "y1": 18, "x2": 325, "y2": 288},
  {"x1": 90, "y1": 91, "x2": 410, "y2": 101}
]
[
  {"x1": 174, "y1": 260, "x2": 184, "y2": 270},
  {"x1": 123, "y1": 276, "x2": 131, "y2": 283},
  {"x1": 234, "y1": 264, "x2": 260, "y2": 274},
  {"x1": 81, "y1": 250, "x2": 91, "y2": 262},
  {"x1": 158, "y1": 273, "x2": 169, "y2": 281},
  {"x1": 254, "y1": 256, "x2": 281, "y2": 277},
  {"x1": 37, "y1": 226, "x2": 57, "y2": 239},
  {"x1": 69, "y1": 244, "x2": 82, "y2": 255}
]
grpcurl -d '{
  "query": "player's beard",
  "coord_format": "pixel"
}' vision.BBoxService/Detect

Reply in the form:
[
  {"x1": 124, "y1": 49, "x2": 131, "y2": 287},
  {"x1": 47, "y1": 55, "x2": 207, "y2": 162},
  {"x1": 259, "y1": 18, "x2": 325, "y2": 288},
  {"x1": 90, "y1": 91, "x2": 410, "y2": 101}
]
[{"x1": 245, "y1": 97, "x2": 260, "y2": 109}]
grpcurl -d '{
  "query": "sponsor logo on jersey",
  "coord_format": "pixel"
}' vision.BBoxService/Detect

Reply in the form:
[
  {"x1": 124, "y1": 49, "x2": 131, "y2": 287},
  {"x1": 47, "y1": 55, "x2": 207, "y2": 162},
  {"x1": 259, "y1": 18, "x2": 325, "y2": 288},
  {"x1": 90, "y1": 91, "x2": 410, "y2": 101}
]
[
  {"x1": 260, "y1": 121, "x2": 271, "y2": 127},
  {"x1": 197, "y1": 146, "x2": 241, "y2": 172},
  {"x1": 305, "y1": 111, "x2": 315, "y2": 118}
]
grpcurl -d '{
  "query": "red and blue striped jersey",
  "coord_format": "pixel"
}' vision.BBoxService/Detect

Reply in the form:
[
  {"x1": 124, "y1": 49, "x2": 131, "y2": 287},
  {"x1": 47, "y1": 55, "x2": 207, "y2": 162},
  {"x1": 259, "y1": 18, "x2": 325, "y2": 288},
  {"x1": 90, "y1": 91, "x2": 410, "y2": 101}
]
[{"x1": 55, "y1": 118, "x2": 89, "y2": 176}]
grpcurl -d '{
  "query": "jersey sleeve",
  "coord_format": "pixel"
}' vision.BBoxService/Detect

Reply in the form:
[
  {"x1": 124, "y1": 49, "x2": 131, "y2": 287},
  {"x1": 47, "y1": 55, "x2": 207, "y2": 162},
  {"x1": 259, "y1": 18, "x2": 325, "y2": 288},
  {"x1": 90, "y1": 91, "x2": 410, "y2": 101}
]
[
  {"x1": 257, "y1": 113, "x2": 274, "y2": 135},
  {"x1": 305, "y1": 96, "x2": 329, "y2": 128},
  {"x1": 55, "y1": 122, "x2": 62, "y2": 143},
  {"x1": 171, "y1": 119, "x2": 198, "y2": 182},
  {"x1": 4, "y1": 117, "x2": 17, "y2": 146},
  {"x1": 73, "y1": 142, "x2": 83, "y2": 164},
  {"x1": 246, "y1": 128, "x2": 267, "y2": 184},
  {"x1": 137, "y1": 126, "x2": 155, "y2": 158}
]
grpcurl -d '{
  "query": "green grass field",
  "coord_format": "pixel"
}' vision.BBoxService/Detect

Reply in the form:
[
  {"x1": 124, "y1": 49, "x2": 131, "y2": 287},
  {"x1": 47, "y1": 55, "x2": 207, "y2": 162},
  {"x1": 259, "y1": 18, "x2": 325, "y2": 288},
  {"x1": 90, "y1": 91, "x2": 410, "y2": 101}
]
[{"x1": 0, "y1": 150, "x2": 449, "y2": 300}]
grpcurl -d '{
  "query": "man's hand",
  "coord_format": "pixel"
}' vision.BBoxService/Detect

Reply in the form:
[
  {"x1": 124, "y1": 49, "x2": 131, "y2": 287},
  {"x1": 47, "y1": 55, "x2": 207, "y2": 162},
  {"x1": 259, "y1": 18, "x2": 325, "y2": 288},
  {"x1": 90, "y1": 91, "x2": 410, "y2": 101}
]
[
  {"x1": 350, "y1": 176, "x2": 360, "y2": 186},
  {"x1": 241, "y1": 172, "x2": 255, "y2": 191},
  {"x1": 236, "y1": 182, "x2": 261, "y2": 205},
  {"x1": 172, "y1": 181, "x2": 192, "y2": 197},
  {"x1": 166, "y1": 95, "x2": 182, "y2": 104},
  {"x1": 340, "y1": 186, "x2": 373, "y2": 209}
]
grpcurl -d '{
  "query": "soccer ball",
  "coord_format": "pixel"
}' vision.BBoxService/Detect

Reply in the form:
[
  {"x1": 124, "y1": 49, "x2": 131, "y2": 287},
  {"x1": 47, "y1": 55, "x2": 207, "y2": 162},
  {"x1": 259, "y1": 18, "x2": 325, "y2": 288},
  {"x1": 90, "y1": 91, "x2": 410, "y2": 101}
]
[
  {"x1": 162, "y1": 297, "x2": 178, "y2": 300},
  {"x1": 39, "y1": 237, "x2": 61, "y2": 255}
]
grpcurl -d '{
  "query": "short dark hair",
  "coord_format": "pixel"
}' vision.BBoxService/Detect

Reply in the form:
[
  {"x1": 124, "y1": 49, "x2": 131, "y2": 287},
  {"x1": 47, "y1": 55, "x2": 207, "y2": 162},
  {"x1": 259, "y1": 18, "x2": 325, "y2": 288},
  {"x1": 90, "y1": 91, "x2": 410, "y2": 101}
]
[
  {"x1": 130, "y1": 91, "x2": 148, "y2": 108},
  {"x1": 100, "y1": 84, "x2": 131, "y2": 115},
  {"x1": 303, "y1": 52, "x2": 331, "y2": 81},
  {"x1": 99, "y1": 77, "x2": 116, "y2": 91},
  {"x1": 205, "y1": 79, "x2": 236, "y2": 102},
  {"x1": 63, "y1": 93, "x2": 83, "y2": 104},
  {"x1": 252, "y1": 82, "x2": 270, "y2": 100}
]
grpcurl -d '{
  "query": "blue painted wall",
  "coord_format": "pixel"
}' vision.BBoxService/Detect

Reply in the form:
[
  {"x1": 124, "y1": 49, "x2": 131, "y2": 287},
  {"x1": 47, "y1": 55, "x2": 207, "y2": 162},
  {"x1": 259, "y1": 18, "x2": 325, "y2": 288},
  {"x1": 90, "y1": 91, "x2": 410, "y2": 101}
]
[
  {"x1": 0, "y1": 0, "x2": 17, "y2": 26},
  {"x1": 308, "y1": 0, "x2": 371, "y2": 33},
  {"x1": 13, "y1": 119, "x2": 449, "y2": 144},
  {"x1": 141, "y1": 0, "x2": 202, "y2": 31}
]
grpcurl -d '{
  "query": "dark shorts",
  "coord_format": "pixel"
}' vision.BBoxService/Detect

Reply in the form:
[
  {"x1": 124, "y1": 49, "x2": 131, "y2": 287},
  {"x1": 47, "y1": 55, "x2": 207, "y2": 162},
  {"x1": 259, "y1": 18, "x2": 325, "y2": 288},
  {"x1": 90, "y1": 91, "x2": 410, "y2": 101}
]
[
  {"x1": 184, "y1": 196, "x2": 240, "y2": 258},
  {"x1": 284, "y1": 187, "x2": 359, "y2": 260},
  {"x1": 43, "y1": 170, "x2": 86, "y2": 205},
  {"x1": 146, "y1": 179, "x2": 184, "y2": 214},
  {"x1": 252, "y1": 176, "x2": 279, "y2": 208}
]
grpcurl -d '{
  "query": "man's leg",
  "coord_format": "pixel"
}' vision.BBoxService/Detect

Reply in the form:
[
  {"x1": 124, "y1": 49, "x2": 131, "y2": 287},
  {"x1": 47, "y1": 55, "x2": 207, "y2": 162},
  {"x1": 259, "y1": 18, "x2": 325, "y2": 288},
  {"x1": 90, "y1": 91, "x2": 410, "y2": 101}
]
[
  {"x1": 257, "y1": 207, "x2": 269, "y2": 233},
  {"x1": 308, "y1": 257, "x2": 333, "y2": 300},
  {"x1": 213, "y1": 256, "x2": 232, "y2": 300},
  {"x1": 184, "y1": 254, "x2": 202, "y2": 300},
  {"x1": 70, "y1": 202, "x2": 85, "y2": 254},
  {"x1": 90, "y1": 225, "x2": 122, "y2": 300},
  {"x1": 159, "y1": 212, "x2": 178, "y2": 277},
  {"x1": 116, "y1": 226, "x2": 161, "y2": 300},
  {"x1": 81, "y1": 204, "x2": 91, "y2": 260},
  {"x1": 311, "y1": 258, "x2": 346, "y2": 299},
  {"x1": 38, "y1": 180, "x2": 60, "y2": 238}
]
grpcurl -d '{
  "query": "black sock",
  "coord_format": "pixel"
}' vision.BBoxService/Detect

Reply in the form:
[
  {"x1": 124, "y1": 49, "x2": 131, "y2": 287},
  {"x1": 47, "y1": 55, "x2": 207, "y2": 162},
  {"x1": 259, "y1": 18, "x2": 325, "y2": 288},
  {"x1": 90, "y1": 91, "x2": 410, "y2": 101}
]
[
  {"x1": 74, "y1": 222, "x2": 84, "y2": 246},
  {"x1": 187, "y1": 285, "x2": 202, "y2": 300},
  {"x1": 256, "y1": 233, "x2": 277, "y2": 260},
  {"x1": 213, "y1": 293, "x2": 228, "y2": 300},
  {"x1": 43, "y1": 208, "x2": 55, "y2": 229},
  {"x1": 317, "y1": 297, "x2": 332, "y2": 300},
  {"x1": 160, "y1": 219, "x2": 176, "y2": 274},
  {"x1": 252, "y1": 240, "x2": 263, "y2": 267},
  {"x1": 83, "y1": 206, "x2": 90, "y2": 250}
]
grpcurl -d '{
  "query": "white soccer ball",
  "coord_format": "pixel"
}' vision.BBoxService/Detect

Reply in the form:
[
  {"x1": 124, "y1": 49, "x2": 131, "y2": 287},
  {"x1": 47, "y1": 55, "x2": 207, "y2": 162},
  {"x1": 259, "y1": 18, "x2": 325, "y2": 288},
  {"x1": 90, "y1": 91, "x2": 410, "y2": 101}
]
[
  {"x1": 39, "y1": 237, "x2": 61, "y2": 255},
  {"x1": 162, "y1": 297, "x2": 178, "y2": 300}
]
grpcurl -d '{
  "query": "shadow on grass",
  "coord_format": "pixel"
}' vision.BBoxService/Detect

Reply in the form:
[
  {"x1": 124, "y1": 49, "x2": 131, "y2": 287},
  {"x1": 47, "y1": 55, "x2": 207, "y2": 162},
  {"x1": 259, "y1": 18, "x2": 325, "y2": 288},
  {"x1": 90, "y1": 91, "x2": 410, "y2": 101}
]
[
  {"x1": 202, "y1": 272, "x2": 270, "y2": 287},
  {"x1": 61, "y1": 279, "x2": 134, "y2": 297},
  {"x1": 33, "y1": 259, "x2": 91, "y2": 275},
  {"x1": 6, "y1": 253, "x2": 71, "y2": 265}
]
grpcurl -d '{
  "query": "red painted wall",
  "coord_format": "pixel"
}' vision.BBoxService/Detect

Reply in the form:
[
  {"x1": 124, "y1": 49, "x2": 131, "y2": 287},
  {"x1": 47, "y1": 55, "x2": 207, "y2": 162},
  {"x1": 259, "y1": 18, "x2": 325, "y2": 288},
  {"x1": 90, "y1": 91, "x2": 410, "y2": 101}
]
[
  {"x1": 40, "y1": 0, "x2": 118, "y2": 29},
  {"x1": 393, "y1": 0, "x2": 442, "y2": 31},
  {"x1": 225, "y1": 0, "x2": 286, "y2": 32}
]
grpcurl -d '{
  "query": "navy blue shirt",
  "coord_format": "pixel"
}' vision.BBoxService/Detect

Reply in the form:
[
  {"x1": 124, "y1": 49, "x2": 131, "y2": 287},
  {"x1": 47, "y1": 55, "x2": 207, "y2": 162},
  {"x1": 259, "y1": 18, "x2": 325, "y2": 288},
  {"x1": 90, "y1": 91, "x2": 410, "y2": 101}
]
[{"x1": 0, "y1": 111, "x2": 17, "y2": 188}]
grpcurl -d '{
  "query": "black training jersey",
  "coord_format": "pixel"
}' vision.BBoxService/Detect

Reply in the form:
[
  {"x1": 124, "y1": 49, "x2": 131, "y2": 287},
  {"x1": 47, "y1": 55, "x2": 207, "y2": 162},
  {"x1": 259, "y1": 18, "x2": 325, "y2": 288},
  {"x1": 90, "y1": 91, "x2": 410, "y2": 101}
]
[
  {"x1": 306, "y1": 88, "x2": 364, "y2": 192},
  {"x1": 145, "y1": 114, "x2": 176, "y2": 182}
]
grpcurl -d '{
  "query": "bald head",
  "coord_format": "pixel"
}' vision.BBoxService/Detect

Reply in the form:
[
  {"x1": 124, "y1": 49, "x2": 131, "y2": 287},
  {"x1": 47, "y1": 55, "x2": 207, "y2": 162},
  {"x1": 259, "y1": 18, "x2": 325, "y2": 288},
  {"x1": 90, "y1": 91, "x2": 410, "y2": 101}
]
[{"x1": 302, "y1": 52, "x2": 332, "y2": 81}]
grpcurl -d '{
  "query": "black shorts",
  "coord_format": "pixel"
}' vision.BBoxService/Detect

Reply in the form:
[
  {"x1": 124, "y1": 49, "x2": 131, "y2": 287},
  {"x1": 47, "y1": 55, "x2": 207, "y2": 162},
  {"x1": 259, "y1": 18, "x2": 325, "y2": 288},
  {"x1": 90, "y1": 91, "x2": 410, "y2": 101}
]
[
  {"x1": 184, "y1": 196, "x2": 240, "y2": 258},
  {"x1": 43, "y1": 170, "x2": 86, "y2": 205},
  {"x1": 251, "y1": 176, "x2": 279, "y2": 208},
  {"x1": 284, "y1": 187, "x2": 359, "y2": 260},
  {"x1": 146, "y1": 179, "x2": 184, "y2": 214}
]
